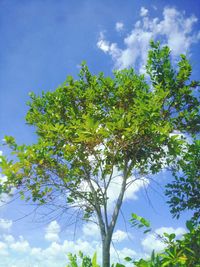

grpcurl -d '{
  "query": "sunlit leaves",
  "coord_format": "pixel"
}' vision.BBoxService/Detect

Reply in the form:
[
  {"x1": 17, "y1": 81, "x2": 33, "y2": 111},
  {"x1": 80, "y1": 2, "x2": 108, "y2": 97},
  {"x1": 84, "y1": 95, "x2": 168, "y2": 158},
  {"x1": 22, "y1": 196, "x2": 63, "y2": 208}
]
[
  {"x1": 130, "y1": 213, "x2": 151, "y2": 234},
  {"x1": 66, "y1": 252, "x2": 100, "y2": 267},
  {"x1": 0, "y1": 41, "x2": 199, "y2": 223},
  {"x1": 166, "y1": 140, "x2": 200, "y2": 222},
  {"x1": 129, "y1": 221, "x2": 200, "y2": 267}
]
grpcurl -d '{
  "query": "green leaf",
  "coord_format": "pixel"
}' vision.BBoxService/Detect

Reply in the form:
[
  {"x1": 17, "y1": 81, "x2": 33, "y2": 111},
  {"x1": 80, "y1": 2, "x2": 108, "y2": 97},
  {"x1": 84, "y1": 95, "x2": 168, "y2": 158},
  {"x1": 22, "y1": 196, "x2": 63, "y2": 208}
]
[
  {"x1": 124, "y1": 256, "x2": 132, "y2": 262},
  {"x1": 186, "y1": 220, "x2": 194, "y2": 232},
  {"x1": 144, "y1": 229, "x2": 152, "y2": 234},
  {"x1": 92, "y1": 252, "x2": 100, "y2": 267},
  {"x1": 115, "y1": 263, "x2": 125, "y2": 267}
]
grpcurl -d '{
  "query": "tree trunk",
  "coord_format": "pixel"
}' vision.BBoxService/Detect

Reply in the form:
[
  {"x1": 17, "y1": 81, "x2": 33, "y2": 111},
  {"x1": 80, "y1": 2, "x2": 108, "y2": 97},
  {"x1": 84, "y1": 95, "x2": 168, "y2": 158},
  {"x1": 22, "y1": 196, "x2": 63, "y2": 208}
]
[
  {"x1": 99, "y1": 161, "x2": 129, "y2": 267},
  {"x1": 102, "y1": 236, "x2": 111, "y2": 267}
]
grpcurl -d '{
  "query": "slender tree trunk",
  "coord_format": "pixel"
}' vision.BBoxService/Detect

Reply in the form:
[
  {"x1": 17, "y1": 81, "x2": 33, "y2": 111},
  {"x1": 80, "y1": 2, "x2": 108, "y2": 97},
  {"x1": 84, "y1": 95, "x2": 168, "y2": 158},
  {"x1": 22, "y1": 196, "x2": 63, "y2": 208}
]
[
  {"x1": 99, "y1": 160, "x2": 129, "y2": 267},
  {"x1": 102, "y1": 235, "x2": 111, "y2": 267}
]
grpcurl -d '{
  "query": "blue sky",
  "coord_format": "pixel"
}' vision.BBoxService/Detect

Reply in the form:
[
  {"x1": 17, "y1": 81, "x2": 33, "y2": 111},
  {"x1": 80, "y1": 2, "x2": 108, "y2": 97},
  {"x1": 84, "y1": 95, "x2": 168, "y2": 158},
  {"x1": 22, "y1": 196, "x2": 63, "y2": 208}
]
[{"x1": 0, "y1": 1, "x2": 200, "y2": 266}]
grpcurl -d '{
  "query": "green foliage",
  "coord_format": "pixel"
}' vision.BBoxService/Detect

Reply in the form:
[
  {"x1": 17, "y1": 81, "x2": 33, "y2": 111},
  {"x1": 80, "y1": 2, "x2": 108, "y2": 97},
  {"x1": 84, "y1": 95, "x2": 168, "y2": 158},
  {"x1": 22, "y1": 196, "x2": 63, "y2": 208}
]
[
  {"x1": 166, "y1": 140, "x2": 200, "y2": 222},
  {"x1": 126, "y1": 212, "x2": 200, "y2": 267},
  {"x1": 66, "y1": 252, "x2": 100, "y2": 267},
  {"x1": 133, "y1": 251, "x2": 162, "y2": 267},
  {"x1": 130, "y1": 213, "x2": 151, "y2": 234},
  {"x1": 124, "y1": 221, "x2": 200, "y2": 267},
  {"x1": 1, "y1": 41, "x2": 199, "y2": 215},
  {"x1": 147, "y1": 41, "x2": 200, "y2": 135},
  {"x1": 0, "y1": 41, "x2": 199, "y2": 267}
]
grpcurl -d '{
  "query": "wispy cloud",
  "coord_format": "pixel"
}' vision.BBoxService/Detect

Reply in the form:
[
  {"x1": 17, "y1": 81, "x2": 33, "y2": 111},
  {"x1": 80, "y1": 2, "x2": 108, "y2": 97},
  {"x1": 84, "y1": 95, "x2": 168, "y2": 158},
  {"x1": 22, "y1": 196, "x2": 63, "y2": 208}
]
[
  {"x1": 115, "y1": 22, "x2": 124, "y2": 32},
  {"x1": 97, "y1": 7, "x2": 200, "y2": 72},
  {"x1": 140, "y1": 7, "x2": 148, "y2": 17},
  {"x1": 0, "y1": 218, "x2": 13, "y2": 231}
]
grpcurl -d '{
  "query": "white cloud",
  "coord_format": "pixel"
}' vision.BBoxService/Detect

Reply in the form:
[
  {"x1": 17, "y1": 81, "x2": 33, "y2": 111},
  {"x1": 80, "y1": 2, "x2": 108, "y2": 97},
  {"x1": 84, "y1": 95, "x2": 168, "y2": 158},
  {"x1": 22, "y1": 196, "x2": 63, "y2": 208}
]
[
  {"x1": 41, "y1": 238, "x2": 100, "y2": 263},
  {"x1": 77, "y1": 163, "x2": 147, "y2": 214},
  {"x1": 97, "y1": 32, "x2": 121, "y2": 60},
  {"x1": 142, "y1": 226, "x2": 186, "y2": 253},
  {"x1": 97, "y1": 7, "x2": 200, "y2": 71},
  {"x1": 0, "y1": 218, "x2": 12, "y2": 231},
  {"x1": 3, "y1": 234, "x2": 15, "y2": 244},
  {"x1": 155, "y1": 226, "x2": 186, "y2": 236},
  {"x1": 75, "y1": 142, "x2": 148, "y2": 215},
  {"x1": 82, "y1": 222, "x2": 100, "y2": 238},
  {"x1": 0, "y1": 224, "x2": 186, "y2": 267},
  {"x1": 111, "y1": 246, "x2": 138, "y2": 266},
  {"x1": 31, "y1": 247, "x2": 42, "y2": 255},
  {"x1": 10, "y1": 236, "x2": 30, "y2": 253},
  {"x1": 43, "y1": 241, "x2": 64, "y2": 259},
  {"x1": 112, "y1": 229, "x2": 128, "y2": 242},
  {"x1": 115, "y1": 22, "x2": 124, "y2": 32},
  {"x1": 140, "y1": 7, "x2": 148, "y2": 17},
  {"x1": 45, "y1": 220, "x2": 61, "y2": 242},
  {"x1": 0, "y1": 193, "x2": 11, "y2": 207},
  {"x1": 0, "y1": 175, "x2": 7, "y2": 184},
  {"x1": 0, "y1": 241, "x2": 9, "y2": 256},
  {"x1": 106, "y1": 172, "x2": 149, "y2": 211},
  {"x1": 97, "y1": 32, "x2": 111, "y2": 53},
  {"x1": 124, "y1": 177, "x2": 149, "y2": 200}
]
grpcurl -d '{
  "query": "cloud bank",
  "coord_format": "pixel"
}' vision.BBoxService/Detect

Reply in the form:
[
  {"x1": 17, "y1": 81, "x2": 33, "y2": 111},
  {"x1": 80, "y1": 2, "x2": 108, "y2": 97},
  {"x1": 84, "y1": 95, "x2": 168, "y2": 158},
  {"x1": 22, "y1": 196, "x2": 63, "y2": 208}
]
[
  {"x1": 0, "y1": 219, "x2": 137, "y2": 267},
  {"x1": 0, "y1": 218, "x2": 187, "y2": 267}
]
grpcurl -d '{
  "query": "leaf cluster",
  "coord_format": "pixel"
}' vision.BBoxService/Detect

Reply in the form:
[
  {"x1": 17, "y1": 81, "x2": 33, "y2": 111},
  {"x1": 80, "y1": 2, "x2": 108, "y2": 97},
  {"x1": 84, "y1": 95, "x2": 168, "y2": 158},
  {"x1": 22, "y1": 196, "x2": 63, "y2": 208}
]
[
  {"x1": 132, "y1": 221, "x2": 200, "y2": 267},
  {"x1": 66, "y1": 252, "x2": 100, "y2": 267},
  {"x1": 166, "y1": 139, "x2": 200, "y2": 222},
  {"x1": 130, "y1": 213, "x2": 151, "y2": 234}
]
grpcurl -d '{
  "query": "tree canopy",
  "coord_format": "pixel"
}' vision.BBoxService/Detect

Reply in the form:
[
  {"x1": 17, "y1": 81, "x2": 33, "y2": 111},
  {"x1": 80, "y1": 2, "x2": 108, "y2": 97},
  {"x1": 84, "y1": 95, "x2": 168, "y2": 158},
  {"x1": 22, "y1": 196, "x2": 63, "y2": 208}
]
[{"x1": 0, "y1": 41, "x2": 199, "y2": 267}]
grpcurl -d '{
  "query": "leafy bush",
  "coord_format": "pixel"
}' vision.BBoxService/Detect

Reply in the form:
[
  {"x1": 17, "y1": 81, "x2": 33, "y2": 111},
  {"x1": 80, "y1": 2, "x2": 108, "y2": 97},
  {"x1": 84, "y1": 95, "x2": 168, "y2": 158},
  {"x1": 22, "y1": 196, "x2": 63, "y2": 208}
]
[
  {"x1": 66, "y1": 251, "x2": 100, "y2": 267},
  {"x1": 124, "y1": 221, "x2": 200, "y2": 267}
]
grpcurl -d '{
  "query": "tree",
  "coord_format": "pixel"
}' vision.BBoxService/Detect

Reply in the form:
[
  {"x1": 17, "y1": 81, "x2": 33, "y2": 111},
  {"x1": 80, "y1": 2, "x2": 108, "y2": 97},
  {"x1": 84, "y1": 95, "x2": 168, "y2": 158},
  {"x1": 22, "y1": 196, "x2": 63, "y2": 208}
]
[
  {"x1": 0, "y1": 41, "x2": 199, "y2": 267},
  {"x1": 166, "y1": 139, "x2": 200, "y2": 223}
]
